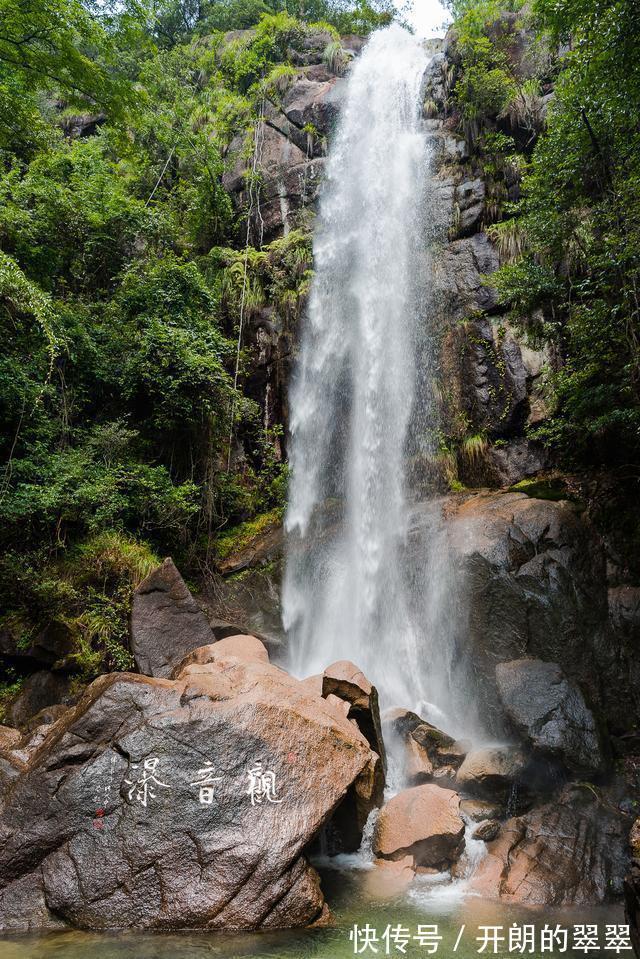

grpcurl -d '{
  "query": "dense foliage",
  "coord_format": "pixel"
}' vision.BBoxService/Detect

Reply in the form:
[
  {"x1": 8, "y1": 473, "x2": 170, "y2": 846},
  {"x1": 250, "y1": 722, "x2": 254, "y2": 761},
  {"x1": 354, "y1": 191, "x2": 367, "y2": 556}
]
[
  {"x1": 0, "y1": 0, "x2": 392, "y2": 686},
  {"x1": 2, "y1": 0, "x2": 639, "y2": 700},
  {"x1": 449, "y1": 0, "x2": 640, "y2": 465}
]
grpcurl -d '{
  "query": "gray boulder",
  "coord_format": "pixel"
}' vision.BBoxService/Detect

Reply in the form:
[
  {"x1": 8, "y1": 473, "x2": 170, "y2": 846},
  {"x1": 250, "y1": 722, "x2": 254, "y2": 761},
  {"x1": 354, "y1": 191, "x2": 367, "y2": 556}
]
[
  {"x1": 455, "y1": 745, "x2": 526, "y2": 801},
  {"x1": 130, "y1": 558, "x2": 214, "y2": 678},
  {"x1": 413, "y1": 491, "x2": 612, "y2": 733},
  {"x1": 7, "y1": 671, "x2": 73, "y2": 728},
  {"x1": 0, "y1": 644, "x2": 379, "y2": 932},
  {"x1": 496, "y1": 658, "x2": 605, "y2": 775},
  {"x1": 484, "y1": 437, "x2": 549, "y2": 486},
  {"x1": 322, "y1": 660, "x2": 386, "y2": 772}
]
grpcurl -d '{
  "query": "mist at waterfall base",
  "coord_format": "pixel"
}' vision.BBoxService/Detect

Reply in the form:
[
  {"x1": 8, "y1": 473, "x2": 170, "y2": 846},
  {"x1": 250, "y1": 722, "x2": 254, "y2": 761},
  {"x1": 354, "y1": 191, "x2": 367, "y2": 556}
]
[{"x1": 283, "y1": 25, "x2": 481, "y2": 742}]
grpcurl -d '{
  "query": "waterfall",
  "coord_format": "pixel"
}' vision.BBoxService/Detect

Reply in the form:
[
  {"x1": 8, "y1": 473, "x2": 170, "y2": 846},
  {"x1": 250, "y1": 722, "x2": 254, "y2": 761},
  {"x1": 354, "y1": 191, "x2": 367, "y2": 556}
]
[{"x1": 283, "y1": 25, "x2": 475, "y2": 735}]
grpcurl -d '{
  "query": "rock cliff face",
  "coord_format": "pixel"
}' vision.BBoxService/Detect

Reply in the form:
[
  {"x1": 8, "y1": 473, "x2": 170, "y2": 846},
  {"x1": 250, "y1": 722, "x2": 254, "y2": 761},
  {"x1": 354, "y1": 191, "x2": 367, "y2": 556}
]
[
  {"x1": 227, "y1": 40, "x2": 555, "y2": 489},
  {"x1": 223, "y1": 62, "x2": 343, "y2": 242},
  {"x1": 212, "y1": 30, "x2": 639, "y2": 742},
  {"x1": 407, "y1": 491, "x2": 621, "y2": 733},
  {"x1": 495, "y1": 658, "x2": 605, "y2": 775},
  {"x1": 219, "y1": 34, "x2": 347, "y2": 458},
  {"x1": 228, "y1": 32, "x2": 558, "y2": 492},
  {"x1": 420, "y1": 62, "x2": 552, "y2": 488}
]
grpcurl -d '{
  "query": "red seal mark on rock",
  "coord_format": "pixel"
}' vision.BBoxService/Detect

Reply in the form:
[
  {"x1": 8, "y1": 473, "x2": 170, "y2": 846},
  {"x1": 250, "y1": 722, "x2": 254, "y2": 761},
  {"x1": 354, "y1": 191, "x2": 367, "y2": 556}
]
[{"x1": 287, "y1": 753, "x2": 297, "y2": 762}]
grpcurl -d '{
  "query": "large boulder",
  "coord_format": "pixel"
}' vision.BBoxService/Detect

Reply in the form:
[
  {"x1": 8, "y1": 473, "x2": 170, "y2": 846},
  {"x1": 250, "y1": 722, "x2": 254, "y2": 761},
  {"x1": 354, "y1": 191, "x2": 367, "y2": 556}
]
[
  {"x1": 319, "y1": 661, "x2": 386, "y2": 850},
  {"x1": 373, "y1": 784, "x2": 465, "y2": 869},
  {"x1": 322, "y1": 660, "x2": 386, "y2": 769},
  {"x1": 495, "y1": 658, "x2": 605, "y2": 776},
  {"x1": 130, "y1": 558, "x2": 215, "y2": 678},
  {"x1": 408, "y1": 491, "x2": 614, "y2": 734},
  {"x1": 455, "y1": 745, "x2": 526, "y2": 801},
  {"x1": 483, "y1": 437, "x2": 549, "y2": 487},
  {"x1": 382, "y1": 707, "x2": 466, "y2": 786},
  {"x1": 0, "y1": 649, "x2": 379, "y2": 932},
  {"x1": 7, "y1": 671, "x2": 73, "y2": 728},
  {"x1": 471, "y1": 787, "x2": 628, "y2": 905}
]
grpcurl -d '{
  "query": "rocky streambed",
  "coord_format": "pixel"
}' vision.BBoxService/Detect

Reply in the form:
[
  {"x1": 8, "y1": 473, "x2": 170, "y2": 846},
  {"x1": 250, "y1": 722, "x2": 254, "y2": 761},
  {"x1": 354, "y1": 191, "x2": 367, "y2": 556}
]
[{"x1": 0, "y1": 554, "x2": 635, "y2": 939}]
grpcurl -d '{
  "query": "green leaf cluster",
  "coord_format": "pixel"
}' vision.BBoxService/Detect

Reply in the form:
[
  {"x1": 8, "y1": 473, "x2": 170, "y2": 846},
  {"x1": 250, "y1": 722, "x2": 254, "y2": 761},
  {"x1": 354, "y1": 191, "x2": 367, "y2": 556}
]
[
  {"x1": 0, "y1": 0, "x2": 379, "y2": 679},
  {"x1": 452, "y1": 0, "x2": 640, "y2": 464}
]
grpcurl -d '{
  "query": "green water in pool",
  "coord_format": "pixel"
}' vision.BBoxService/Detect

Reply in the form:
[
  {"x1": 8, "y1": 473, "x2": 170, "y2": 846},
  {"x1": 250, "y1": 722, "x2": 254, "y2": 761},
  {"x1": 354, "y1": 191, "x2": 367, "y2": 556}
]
[{"x1": 0, "y1": 864, "x2": 627, "y2": 959}]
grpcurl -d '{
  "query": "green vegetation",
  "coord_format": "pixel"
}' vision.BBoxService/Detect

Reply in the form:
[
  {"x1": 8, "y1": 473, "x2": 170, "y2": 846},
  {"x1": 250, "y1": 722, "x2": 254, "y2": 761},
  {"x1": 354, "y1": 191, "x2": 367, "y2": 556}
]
[
  {"x1": 1, "y1": 532, "x2": 159, "y2": 682},
  {"x1": 3, "y1": 0, "x2": 639, "y2": 709},
  {"x1": 0, "y1": 0, "x2": 393, "y2": 693},
  {"x1": 214, "y1": 507, "x2": 283, "y2": 561},
  {"x1": 448, "y1": 0, "x2": 640, "y2": 467},
  {"x1": 509, "y1": 476, "x2": 572, "y2": 502}
]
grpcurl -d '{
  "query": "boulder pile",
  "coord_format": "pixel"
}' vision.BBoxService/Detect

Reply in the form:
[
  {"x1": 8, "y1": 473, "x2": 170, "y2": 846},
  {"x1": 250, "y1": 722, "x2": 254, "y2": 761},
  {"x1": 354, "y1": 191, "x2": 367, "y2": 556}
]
[
  {"x1": 0, "y1": 558, "x2": 633, "y2": 929},
  {"x1": 0, "y1": 569, "x2": 384, "y2": 933}
]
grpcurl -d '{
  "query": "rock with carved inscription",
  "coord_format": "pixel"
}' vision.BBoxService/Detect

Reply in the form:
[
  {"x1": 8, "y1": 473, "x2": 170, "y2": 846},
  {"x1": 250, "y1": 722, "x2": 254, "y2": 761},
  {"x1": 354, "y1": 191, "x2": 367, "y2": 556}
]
[{"x1": 0, "y1": 642, "x2": 380, "y2": 932}]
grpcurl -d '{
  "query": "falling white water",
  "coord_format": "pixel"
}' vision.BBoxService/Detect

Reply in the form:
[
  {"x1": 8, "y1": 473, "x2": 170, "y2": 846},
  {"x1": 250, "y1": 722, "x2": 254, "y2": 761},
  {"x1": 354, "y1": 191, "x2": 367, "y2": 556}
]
[{"x1": 283, "y1": 26, "x2": 480, "y2": 738}]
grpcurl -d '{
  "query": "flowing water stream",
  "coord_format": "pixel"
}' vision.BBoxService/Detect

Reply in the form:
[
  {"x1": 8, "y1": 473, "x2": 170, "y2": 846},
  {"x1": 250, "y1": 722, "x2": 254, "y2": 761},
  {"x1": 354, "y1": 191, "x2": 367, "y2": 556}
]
[{"x1": 283, "y1": 25, "x2": 476, "y2": 734}]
